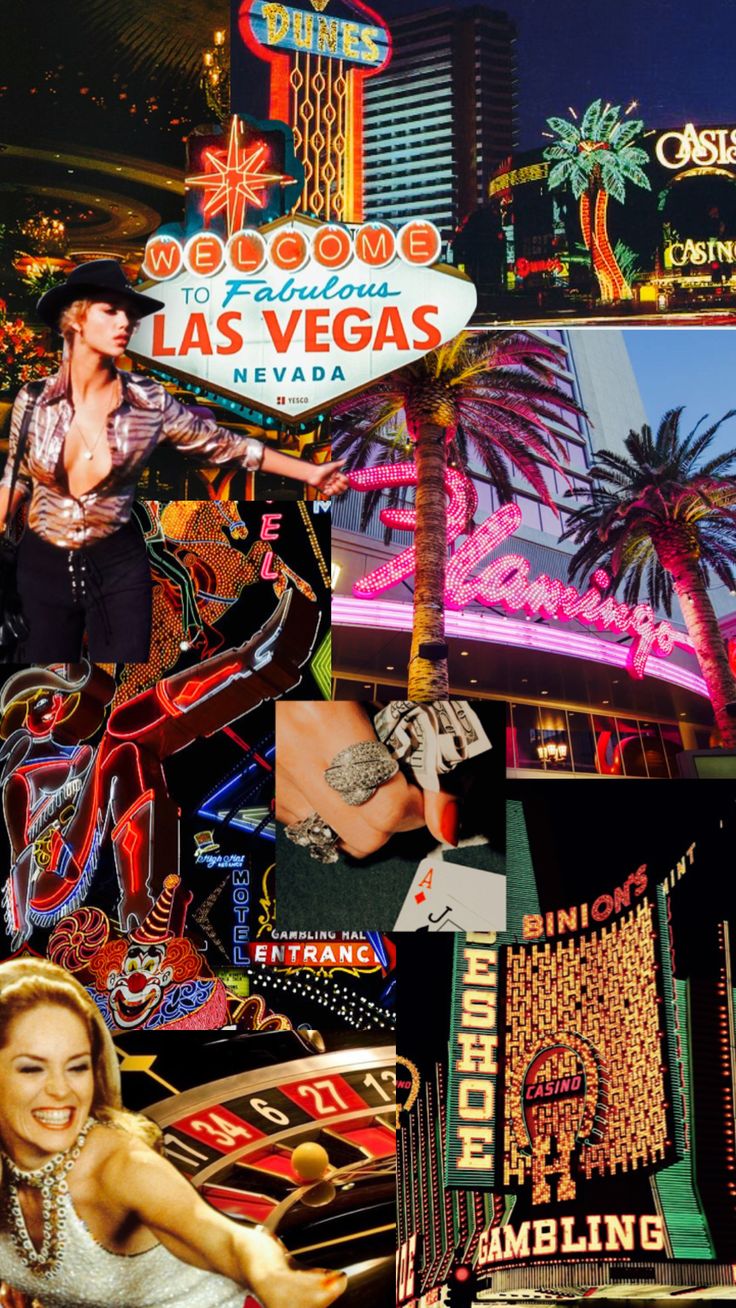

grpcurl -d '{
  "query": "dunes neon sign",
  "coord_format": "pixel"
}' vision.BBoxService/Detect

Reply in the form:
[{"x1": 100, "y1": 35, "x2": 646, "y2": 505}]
[{"x1": 348, "y1": 463, "x2": 692, "y2": 680}]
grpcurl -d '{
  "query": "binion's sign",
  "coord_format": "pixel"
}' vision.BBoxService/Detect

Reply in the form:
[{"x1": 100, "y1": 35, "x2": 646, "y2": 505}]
[
  {"x1": 135, "y1": 216, "x2": 477, "y2": 420},
  {"x1": 348, "y1": 464, "x2": 694, "y2": 680}
]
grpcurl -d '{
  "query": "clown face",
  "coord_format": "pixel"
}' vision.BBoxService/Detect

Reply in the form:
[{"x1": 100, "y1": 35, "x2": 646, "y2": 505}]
[{"x1": 106, "y1": 943, "x2": 174, "y2": 1029}]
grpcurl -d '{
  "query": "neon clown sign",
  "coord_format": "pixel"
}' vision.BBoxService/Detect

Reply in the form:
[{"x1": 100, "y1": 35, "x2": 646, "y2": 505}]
[{"x1": 348, "y1": 464, "x2": 693, "y2": 680}]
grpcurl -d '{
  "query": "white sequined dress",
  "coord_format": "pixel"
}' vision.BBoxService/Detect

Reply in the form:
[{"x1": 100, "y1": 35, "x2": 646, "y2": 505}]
[{"x1": 0, "y1": 1193, "x2": 247, "y2": 1308}]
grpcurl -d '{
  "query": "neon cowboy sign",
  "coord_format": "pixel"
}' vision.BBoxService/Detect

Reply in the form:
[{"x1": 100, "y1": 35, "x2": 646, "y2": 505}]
[{"x1": 348, "y1": 463, "x2": 694, "y2": 680}]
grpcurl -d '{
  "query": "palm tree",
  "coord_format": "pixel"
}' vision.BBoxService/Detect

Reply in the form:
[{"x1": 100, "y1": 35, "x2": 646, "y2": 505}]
[
  {"x1": 332, "y1": 331, "x2": 585, "y2": 699},
  {"x1": 544, "y1": 100, "x2": 651, "y2": 303},
  {"x1": 561, "y1": 409, "x2": 736, "y2": 747}
]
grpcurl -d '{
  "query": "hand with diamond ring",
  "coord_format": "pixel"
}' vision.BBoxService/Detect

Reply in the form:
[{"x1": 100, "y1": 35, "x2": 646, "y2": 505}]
[{"x1": 276, "y1": 702, "x2": 459, "y2": 859}]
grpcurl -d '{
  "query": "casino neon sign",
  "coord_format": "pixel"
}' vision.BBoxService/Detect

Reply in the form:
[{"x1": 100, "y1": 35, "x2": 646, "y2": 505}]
[
  {"x1": 243, "y1": 0, "x2": 390, "y2": 65},
  {"x1": 655, "y1": 123, "x2": 736, "y2": 170},
  {"x1": 446, "y1": 934, "x2": 499, "y2": 1184},
  {"x1": 236, "y1": 0, "x2": 391, "y2": 222},
  {"x1": 347, "y1": 464, "x2": 694, "y2": 680},
  {"x1": 666, "y1": 237, "x2": 736, "y2": 267}
]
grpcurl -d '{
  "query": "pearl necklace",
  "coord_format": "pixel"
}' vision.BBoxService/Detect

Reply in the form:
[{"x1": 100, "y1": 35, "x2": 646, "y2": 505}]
[{"x1": 1, "y1": 1117, "x2": 96, "y2": 1275}]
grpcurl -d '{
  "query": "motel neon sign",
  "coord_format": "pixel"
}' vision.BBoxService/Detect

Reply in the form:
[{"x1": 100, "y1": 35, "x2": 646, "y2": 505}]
[{"x1": 348, "y1": 464, "x2": 693, "y2": 680}]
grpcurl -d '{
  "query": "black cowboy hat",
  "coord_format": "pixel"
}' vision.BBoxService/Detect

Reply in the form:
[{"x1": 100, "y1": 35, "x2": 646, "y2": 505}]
[{"x1": 37, "y1": 259, "x2": 164, "y2": 331}]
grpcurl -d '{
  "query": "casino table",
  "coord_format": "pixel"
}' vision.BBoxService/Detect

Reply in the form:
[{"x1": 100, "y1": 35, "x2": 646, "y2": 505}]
[{"x1": 276, "y1": 827, "x2": 505, "y2": 930}]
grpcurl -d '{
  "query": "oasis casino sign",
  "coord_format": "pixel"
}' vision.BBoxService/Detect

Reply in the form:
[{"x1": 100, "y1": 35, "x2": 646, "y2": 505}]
[
  {"x1": 136, "y1": 213, "x2": 477, "y2": 420},
  {"x1": 655, "y1": 123, "x2": 736, "y2": 171}
]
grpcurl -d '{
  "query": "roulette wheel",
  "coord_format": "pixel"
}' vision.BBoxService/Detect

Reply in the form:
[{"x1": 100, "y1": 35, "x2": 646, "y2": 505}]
[{"x1": 117, "y1": 1031, "x2": 396, "y2": 1307}]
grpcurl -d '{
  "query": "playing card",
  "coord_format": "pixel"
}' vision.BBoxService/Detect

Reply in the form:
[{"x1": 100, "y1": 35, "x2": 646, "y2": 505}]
[{"x1": 393, "y1": 854, "x2": 506, "y2": 931}]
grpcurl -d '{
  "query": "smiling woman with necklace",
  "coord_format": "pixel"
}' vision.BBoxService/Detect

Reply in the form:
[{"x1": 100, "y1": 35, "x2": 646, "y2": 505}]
[
  {"x1": 0, "y1": 958, "x2": 346, "y2": 1308},
  {"x1": 0, "y1": 261, "x2": 347, "y2": 663}
]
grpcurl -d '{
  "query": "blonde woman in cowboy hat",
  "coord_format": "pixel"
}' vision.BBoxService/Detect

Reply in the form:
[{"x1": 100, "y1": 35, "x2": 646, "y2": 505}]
[
  {"x1": 0, "y1": 260, "x2": 347, "y2": 662},
  {"x1": 0, "y1": 958, "x2": 346, "y2": 1308}
]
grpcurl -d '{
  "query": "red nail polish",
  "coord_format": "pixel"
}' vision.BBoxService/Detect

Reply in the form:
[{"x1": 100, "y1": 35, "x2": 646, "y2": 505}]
[{"x1": 440, "y1": 801, "x2": 459, "y2": 847}]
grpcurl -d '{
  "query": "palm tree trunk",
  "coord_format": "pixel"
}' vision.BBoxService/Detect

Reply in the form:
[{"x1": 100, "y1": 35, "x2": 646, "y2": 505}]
[
  {"x1": 579, "y1": 192, "x2": 592, "y2": 251},
  {"x1": 592, "y1": 190, "x2": 632, "y2": 302},
  {"x1": 660, "y1": 548, "x2": 736, "y2": 747},
  {"x1": 578, "y1": 190, "x2": 600, "y2": 301},
  {"x1": 407, "y1": 421, "x2": 449, "y2": 700}
]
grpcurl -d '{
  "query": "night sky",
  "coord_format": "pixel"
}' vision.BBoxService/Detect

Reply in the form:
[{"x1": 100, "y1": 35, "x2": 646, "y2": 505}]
[{"x1": 382, "y1": 0, "x2": 735, "y2": 147}]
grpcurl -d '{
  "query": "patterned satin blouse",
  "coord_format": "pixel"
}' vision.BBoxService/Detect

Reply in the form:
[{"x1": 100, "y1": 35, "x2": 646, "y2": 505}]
[{"x1": 1, "y1": 368, "x2": 265, "y2": 548}]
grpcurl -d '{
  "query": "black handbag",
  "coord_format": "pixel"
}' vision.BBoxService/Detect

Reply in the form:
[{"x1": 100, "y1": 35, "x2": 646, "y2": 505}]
[{"x1": 0, "y1": 379, "x2": 44, "y2": 661}]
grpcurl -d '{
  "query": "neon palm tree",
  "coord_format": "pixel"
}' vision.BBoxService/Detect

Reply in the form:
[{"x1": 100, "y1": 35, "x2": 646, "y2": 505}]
[
  {"x1": 332, "y1": 332, "x2": 584, "y2": 699},
  {"x1": 561, "y1": 409, "x2": 736, "y2": 747},
  {"x1": 544, "y1": 100, "x2": 651, "y2": 303}
]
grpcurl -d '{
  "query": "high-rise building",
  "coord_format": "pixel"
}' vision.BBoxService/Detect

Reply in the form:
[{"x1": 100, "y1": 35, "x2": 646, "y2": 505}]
[{"x1": 362, "y1": 5, "x2": 517, "y2": 238}]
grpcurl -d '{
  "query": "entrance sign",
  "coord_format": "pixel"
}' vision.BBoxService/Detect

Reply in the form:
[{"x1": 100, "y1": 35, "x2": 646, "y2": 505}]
[{"x1": 135, "y1": 216, "x2": 476, "y2": 421}]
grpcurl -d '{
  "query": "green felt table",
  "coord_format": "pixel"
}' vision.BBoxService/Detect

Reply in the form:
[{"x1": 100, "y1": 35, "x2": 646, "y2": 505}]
[{"x1": 276, "y1": 824, "x2": 506, "y2": 931}]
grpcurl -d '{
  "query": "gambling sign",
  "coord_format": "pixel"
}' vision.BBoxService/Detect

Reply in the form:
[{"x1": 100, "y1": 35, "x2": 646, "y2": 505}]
[{"x1": 135, "y1": 215, "x2": 477, "y2": 421}]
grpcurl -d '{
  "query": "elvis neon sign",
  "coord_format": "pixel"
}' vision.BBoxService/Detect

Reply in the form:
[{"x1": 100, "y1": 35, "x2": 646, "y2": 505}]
[{"x1": 348, "y1": 464, "x2": 692, "y2": 680}]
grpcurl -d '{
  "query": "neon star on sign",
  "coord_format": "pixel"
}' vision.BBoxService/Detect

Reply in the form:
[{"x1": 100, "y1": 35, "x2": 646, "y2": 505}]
[{"x1": 186, "y1": 116, "x2": 295, "y2": 235}]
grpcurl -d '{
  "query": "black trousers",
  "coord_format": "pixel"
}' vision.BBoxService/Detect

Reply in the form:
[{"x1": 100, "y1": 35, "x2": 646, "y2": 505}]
[{"x1": 17, "y1": 521, "x2": 153, "y2": 662}]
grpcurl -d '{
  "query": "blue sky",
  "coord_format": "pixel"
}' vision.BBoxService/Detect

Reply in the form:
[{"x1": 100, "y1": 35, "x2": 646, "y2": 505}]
[{"x1": 625, "y1": 330, "x2": 736, "y2": 456}]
